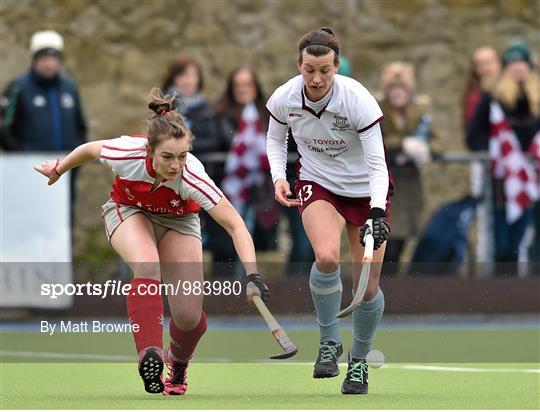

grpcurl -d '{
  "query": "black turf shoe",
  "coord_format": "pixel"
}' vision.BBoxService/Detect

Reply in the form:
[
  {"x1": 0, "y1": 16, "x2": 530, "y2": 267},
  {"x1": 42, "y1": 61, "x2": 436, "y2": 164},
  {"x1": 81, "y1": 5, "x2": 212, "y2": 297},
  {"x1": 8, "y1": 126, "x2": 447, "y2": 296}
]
[
  {"x1": 313, "y1": 340, "x2": 343, "y2": 378},
  {"x1": 341, "y1": 355, "x2": 368, "y2": 395},
  {"x1": 138, "y1": 347, "x2": 165, "y2": 394}
]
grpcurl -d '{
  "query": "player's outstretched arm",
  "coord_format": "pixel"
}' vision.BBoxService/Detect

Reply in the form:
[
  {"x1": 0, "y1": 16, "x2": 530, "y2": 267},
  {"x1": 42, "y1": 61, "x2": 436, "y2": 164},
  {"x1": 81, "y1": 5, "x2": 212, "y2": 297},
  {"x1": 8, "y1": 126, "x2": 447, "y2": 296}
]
[
  {"x1": 33, "y1": 140, "x2": 107, "y2": 185},
  {"x1": 207, "y1": 197, "x2": 269, "y2": 301}
]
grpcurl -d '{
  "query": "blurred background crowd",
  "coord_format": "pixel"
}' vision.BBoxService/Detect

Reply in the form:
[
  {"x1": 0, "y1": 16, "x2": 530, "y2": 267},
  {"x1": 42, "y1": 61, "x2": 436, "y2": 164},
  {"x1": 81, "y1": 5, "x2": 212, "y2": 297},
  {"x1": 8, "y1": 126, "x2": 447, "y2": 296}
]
[{"x1": 1, "y1": 0, "x2": 539, "y2": 281}]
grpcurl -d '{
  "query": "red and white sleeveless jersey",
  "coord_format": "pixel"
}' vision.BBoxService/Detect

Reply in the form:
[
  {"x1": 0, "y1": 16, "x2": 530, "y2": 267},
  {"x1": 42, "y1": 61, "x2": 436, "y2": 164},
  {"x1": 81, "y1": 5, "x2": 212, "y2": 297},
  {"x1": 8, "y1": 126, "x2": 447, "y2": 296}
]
[{"x1": 99, "y1": 135, "x2": 223, "y2": 216}]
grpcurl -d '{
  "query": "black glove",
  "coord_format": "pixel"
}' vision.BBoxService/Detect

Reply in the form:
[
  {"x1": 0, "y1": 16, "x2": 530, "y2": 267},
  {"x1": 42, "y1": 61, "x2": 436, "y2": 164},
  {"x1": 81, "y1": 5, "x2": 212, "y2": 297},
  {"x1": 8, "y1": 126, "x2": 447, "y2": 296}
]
[
  {"x1": 245, "y1": 273, "x2": 270, "y2": 302},
  {"x1": 360, "y1": 207, "x2": 390, "y2": 250}
]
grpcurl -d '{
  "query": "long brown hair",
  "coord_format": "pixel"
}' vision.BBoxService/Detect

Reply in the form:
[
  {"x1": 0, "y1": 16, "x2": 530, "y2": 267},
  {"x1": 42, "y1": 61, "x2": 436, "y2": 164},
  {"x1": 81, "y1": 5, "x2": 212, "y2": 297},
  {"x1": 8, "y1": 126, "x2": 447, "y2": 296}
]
[
  {"x1": 214, "y1": 66, "x2": 268, "y2": 127},
  {"x1": 462, "y1": 47, "x2": 500, "y2": 122},
  {"x1": 146, "y1": 87, "x2": 193, "y2": 152},
  {"x1": 161, "y1": 55, "x2": 204, "y2": 92}
]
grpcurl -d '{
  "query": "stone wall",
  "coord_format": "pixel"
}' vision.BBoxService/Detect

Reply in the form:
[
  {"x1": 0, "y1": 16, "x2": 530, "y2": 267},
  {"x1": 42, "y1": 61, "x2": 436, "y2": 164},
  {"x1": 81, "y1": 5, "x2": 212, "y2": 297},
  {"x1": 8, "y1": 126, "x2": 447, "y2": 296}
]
[{"x1": 2, "y1": 0, "x2": 539, "y2": 263}]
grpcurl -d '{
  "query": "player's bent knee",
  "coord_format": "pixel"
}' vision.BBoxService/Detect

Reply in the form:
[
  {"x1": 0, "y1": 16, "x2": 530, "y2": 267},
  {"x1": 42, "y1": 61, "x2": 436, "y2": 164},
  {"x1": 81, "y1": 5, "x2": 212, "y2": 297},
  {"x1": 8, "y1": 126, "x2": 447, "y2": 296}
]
[
  {"x1": 314, "y1": 249, "x2": 340, "y2": 265},
  {"x1": 314, "y1": 252, "x2": 340, "y2": 273}
]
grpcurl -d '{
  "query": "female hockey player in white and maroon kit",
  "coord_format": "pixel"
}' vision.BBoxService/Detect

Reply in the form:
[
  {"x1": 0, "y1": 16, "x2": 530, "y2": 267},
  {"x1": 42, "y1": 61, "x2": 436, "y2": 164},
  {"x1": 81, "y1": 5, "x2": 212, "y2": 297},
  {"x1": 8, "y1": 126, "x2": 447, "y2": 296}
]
[
  {"x1": 266, "y1": 27, "x2": 393, "y2": 395},
  {"x1": 34, "y1": 88, "x2": 269, "y2": 396}
]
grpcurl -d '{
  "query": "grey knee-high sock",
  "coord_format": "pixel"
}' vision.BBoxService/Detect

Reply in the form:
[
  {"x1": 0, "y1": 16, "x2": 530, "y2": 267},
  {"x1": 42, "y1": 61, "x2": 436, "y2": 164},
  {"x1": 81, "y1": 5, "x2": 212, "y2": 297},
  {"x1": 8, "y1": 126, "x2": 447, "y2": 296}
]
[
  {"x1": 309, "y1": 263, "x2": 342, "y2": 344},
  {"x1": 350, "y1": 288, "x2": 384, "y2": 359}
]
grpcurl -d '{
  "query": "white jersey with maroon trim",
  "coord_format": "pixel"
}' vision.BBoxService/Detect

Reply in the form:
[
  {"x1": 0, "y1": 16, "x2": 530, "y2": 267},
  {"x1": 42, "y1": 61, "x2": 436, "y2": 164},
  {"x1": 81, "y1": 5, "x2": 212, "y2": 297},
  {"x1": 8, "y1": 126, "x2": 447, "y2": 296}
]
[
  {"x1": 266, "y1": 74, "x2": 392, "y2": 210},
  {"x1": 100, "y1": 135, "x2": 222, "y2": 216}
]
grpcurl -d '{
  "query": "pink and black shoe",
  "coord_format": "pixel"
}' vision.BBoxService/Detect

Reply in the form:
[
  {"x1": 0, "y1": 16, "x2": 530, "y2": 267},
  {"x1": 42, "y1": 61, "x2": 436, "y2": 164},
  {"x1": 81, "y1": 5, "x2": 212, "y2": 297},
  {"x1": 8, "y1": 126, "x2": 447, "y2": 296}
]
[
  {"x1": 138, "y1": 347, "x2": 164, "y2": 394},
  {"x1": 163, "y1": 348, "x2": 189, "y2": 396}
]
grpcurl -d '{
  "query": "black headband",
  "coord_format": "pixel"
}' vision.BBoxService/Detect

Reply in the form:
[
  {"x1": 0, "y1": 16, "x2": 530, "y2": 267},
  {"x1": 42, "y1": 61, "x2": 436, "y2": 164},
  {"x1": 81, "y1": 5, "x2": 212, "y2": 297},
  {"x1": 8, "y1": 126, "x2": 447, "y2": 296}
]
[{"x1": 301, "y1": 43, "x2": 339, "y2": 55}]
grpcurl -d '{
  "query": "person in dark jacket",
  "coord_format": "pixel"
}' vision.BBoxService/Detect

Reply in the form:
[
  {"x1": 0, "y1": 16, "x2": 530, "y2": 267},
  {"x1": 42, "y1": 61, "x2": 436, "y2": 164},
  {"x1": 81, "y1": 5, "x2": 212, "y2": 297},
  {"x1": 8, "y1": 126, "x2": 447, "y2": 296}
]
[
  {"x1": 210, "y1": 67, "x2": 279, "y2": 271},
  {"x1": 467, "y1": 41, "x2": 540, "y2": 264},
  {"x1": 1, "y1": 30, "x2": 87, "y2": 151},
  {"x1": 161, "y1": 55, "x2": 220, "y2": 261},
  {"x1": 161, "y1": 55, "x2": 218, "y2": 157},
  {"x1": 467, "y1": 42, "x2": 539, "y2": 153},
  {"x1": 1, "y1": 30, "x2": 87, "y2": 230},
  {"x1": 462, "y1": 46, "x2": 501, "y2": 129}
]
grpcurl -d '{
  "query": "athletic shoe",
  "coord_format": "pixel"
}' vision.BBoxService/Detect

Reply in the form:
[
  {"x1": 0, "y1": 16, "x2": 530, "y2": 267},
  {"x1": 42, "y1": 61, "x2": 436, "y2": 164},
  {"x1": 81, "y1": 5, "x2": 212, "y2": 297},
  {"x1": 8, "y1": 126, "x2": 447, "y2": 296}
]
[
  {"x1": 138, "y1": 347, "x2": 164, "y2": 394},
  {"x1": 341, "y1": 355, "x2": 369, "y2": 395},
  {"x1": 313, "y1": 340, "x2": 343, "y2": 378},
  {"x1": 163, "y1": 348, "x2": 189, "y2": 396}
]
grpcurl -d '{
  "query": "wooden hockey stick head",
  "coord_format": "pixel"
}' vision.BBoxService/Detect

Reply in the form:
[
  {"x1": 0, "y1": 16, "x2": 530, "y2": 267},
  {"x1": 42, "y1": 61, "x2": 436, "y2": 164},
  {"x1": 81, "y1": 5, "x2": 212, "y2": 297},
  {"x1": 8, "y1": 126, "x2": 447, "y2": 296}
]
[
  {"x1": 270, "y1": 328, "x2": 299, "y2": 359},
  {"x1": 251, "y1": 295, "x2": 299, "y2": 360}
]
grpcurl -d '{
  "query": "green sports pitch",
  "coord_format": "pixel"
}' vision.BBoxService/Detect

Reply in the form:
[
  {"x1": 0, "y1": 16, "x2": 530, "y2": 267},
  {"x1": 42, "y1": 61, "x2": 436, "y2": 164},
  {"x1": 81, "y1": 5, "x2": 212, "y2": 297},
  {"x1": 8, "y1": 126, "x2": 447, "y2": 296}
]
[{"x1": 1, "y1": 327, "x2": 539, "y2": 409}]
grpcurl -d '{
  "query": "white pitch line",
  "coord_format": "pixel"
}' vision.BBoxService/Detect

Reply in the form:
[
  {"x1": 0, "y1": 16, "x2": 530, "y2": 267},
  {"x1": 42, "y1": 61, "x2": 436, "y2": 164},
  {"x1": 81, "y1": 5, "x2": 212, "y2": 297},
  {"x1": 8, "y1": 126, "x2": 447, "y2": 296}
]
[
  {"x1": 253, "y1": 362, "x2": 540, "y2": 374},
  {"x1": 396, "y1": 364, "x2": 540, "y2": 373},
  {"x1": 0, "y1": 350, "x2": 135, "y2": 361},
  {"x1": 2, "y1": 351, "x2": 539, "y2": 374},
  {"x1": 262, "y1": 362, "x2": 540, "y2": 374}
]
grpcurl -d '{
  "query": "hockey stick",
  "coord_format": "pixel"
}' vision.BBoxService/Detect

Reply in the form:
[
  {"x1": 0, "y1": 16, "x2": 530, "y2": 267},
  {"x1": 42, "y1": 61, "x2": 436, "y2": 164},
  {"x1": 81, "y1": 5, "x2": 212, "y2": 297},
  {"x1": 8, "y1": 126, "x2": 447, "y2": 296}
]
[
  {"x1": 336, "y1": 224, "x2": 374, "y2": 318},
  {"x1": 251, "y1": 295, "x2": 298, "y2": 359}
]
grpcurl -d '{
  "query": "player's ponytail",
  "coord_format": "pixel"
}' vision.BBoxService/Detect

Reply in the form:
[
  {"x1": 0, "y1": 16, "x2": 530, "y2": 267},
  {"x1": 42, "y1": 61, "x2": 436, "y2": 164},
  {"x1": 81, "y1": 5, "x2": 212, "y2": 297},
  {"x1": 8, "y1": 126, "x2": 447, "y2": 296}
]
[
  {"x1": 297, "y1": 27, "x2": 340, "y2": 65},
  {"x1": 146, "y1": 87, "x2": 193, "y2": 152}
]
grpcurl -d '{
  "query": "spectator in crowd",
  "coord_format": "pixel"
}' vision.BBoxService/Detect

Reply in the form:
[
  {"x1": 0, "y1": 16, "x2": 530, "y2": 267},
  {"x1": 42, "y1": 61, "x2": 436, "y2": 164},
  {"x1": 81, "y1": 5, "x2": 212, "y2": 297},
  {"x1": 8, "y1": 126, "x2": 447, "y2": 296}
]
[
  {"x1": 377, "y1": 62, "x2": 435, "y2": 265},
  {"x1": 210, "y1": 67, "x2": 279, "y2": 269},
  {"x1": 467, "y1": 41, "x2": 540, "y2": 264},
  {"x1": 463, "y1": 46, "x2": 502, "y2": 128},
  {"x1": 1, "y1": 30, "x2": 87, "y2": 226},
  {"x1": 462, "y1": 47, "x2": 502, "y2": 264},
  {"x1": 161, "y1": 56, "x2": 220, "y2": 255},
  {"x1": 161, "y1": 55, "x2": 218, "y2": 157}
]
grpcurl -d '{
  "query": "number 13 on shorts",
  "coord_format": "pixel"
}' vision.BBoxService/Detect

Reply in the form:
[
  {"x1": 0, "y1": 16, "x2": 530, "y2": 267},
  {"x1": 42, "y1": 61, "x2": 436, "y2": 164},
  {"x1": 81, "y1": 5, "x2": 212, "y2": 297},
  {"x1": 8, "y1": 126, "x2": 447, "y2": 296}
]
[{"x1": 297, "y1": 184, "x2": 313, "y2": 206}]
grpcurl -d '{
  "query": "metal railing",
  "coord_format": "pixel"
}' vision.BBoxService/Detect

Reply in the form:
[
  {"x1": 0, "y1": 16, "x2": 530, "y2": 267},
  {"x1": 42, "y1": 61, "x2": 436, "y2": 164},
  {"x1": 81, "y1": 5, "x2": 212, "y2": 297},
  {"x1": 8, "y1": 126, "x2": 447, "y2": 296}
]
[{"x1": 198, "y1": 150, "x2": 539, "y2": 277}]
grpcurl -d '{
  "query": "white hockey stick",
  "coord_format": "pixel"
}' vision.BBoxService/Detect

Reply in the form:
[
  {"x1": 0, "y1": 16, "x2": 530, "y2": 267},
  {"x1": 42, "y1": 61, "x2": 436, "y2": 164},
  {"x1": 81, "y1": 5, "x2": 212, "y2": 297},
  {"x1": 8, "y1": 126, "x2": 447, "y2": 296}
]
[{"x1": 336, "y1": 224, "x2": 374, "y2": 318}]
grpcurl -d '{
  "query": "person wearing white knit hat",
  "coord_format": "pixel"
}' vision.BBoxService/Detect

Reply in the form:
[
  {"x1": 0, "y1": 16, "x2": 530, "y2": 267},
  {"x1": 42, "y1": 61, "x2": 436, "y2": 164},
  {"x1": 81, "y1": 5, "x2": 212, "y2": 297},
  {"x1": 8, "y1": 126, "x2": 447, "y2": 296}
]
[
  {"x1": 30, "y1": 30, "x2": 64, "y2": 79},
  {"x1": 1, "y1": 29, "x2": 86, "y2": 152},
  {"x1": 1, "y1": 29, "x2": 87, "y2": 234},
  {"x1": 30, "y1": 30, "x2": 64, "y2": 55}
]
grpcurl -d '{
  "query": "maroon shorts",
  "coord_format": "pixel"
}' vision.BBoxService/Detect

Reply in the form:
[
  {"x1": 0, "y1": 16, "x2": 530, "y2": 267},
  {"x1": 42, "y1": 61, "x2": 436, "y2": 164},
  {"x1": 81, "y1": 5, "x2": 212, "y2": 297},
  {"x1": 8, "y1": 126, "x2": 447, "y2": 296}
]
[{"x1": 293, "y1": 180, "x2": 392, "y2": 227}]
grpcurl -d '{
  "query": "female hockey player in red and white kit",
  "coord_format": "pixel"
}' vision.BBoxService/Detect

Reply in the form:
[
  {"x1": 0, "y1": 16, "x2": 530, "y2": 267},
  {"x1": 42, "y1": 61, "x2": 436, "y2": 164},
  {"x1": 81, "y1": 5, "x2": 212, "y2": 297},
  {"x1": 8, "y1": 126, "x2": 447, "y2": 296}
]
[
  {"x1": 266, "y1": 28, "x2": 392, "y2": 395},
  {"x1": 35, "y1": 88, "x2": 269, "y2": 396}
]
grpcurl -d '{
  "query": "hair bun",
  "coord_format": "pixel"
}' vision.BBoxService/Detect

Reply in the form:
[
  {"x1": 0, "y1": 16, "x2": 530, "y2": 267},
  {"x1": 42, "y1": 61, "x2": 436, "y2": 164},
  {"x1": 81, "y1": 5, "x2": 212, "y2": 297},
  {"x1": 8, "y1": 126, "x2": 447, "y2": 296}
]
[
  {"x1": 147, "y1": 87, "x2": 177, "y2": 115},
  {"x1": 148, "y1": 102, "x2": 171, "y2": 115},
  {"x1": 320, "y1": 27, "x2": 335, "y2": 36}
]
